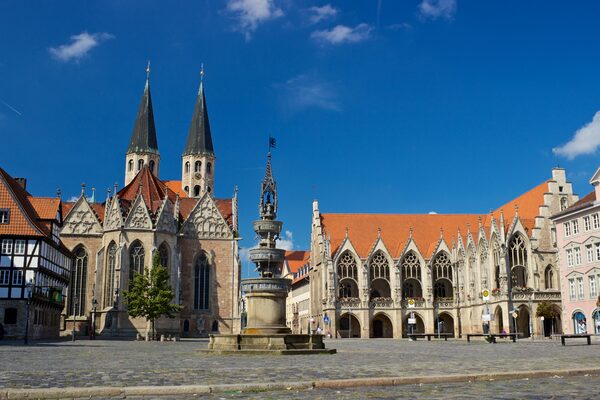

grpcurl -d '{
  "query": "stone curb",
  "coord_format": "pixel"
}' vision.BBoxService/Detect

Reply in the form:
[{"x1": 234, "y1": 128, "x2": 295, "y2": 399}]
[{"x1": 1, "y1": 368, "x2": 599, "y2": 399}]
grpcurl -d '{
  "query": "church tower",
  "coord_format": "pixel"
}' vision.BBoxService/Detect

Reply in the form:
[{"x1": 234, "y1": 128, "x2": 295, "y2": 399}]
[
  {"x1": 182, "y1": 66, "x2": 215, "y2": 198},
  {"x1": 125, "y1": 62, "x2": 160, "y2": 186}
]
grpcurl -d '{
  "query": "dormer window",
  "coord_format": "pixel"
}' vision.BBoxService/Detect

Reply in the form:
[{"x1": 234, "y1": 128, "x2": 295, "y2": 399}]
[{"x1": 0, "y1": 209, "x2": 9, "y2": 224}]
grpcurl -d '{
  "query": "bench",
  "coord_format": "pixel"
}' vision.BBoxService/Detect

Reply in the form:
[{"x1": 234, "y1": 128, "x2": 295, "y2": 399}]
[
  {"x1": 467, "y1": 333, "x2": 518, "y2": 343},
  {"x1": 408, "y1": 333, "x2": 452, "y2": 341},
  {"x1": 561, "y1": 334, "x2": 591, "y2": 346}
]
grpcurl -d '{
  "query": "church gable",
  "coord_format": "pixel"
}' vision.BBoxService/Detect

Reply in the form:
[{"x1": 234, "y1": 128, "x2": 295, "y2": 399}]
[
  {"x1": 156, "y1": 197, "x2": 177, "y2": 233},
  {"x1": 61, "y1": 196, "x2": 102, "y2": 236},
  {"x1": 181, "y1": 194, "x2": 233, "y2": 239},
  {"x1": 124, "y1": 194, "x2": 153, "y2": 230},
  {"x1": 104, "y1": 196, "x2": 124, "y2": 231}
]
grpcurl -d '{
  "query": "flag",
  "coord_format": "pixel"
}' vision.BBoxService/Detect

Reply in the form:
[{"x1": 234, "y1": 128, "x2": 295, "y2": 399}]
[{"x1": 269, "y1": 136, "x2": 276, "y2": 149}]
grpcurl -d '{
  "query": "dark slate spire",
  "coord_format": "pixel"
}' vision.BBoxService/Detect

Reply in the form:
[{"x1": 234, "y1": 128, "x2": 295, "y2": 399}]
[
  {"x1": 127, "y1": 62, "x2": 159, "y2": 155},
  {"x1": 184, "y1": 65, "x2": 214, "y2": 156}
]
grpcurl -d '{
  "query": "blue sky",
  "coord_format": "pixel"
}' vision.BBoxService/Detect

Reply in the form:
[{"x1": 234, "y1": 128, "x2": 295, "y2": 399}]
[{"x1": 2, "y1": 1, "x2": 600, "y2": 277}]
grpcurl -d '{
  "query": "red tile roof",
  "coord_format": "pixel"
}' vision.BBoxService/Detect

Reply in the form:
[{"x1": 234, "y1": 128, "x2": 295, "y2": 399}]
[
  {"x1": 285, "y1": 250, "x2": 310, "y2": 274},
  {"x1": 29, "y1": 197, "x2": 61, "y2": 220},
  {"x1": 163, "y1": 180, "x2": 188, "y2": 198},
  {"x1": 118, "y1": 166, "x2": 178, "y2": 214}
]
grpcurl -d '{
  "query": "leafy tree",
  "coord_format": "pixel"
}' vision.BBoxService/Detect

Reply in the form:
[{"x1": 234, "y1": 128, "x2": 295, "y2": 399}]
[
  {"x1": 535, "y1": 300, "x2": 560, "y2": 319},
  {"x1": 124, "y1": 252, "x2": 181, "y2": 340}
]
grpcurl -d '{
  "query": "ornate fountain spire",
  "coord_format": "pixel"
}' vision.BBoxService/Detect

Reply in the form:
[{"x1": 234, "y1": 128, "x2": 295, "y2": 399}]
[{"x1": 259, "y1": 152, "x2": 277, "y2": 220}]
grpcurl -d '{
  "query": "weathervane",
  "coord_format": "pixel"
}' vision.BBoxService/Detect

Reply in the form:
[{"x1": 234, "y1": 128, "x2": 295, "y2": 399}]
[
  {"x1": 146, "y1": 61, "x2": 151, "y2": 80},
  {"x1": 200, "y1": 63, "x2": 204, "y2": 81}
]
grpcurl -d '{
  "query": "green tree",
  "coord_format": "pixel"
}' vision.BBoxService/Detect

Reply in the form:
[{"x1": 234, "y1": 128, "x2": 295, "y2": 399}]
[
  {"x1": 124, "y1": 252, "x2": 181, "y2": 340},
  {"x1": 535, "y1": 300, "x2": 560, "y2": 319}
]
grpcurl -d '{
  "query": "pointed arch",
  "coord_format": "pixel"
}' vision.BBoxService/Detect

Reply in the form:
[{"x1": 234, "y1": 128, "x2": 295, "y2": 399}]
[
  {"x1": 544, "y1": 264, "x2": 556, "y2": 289},
  {"x1": 509, "y1": 233, "x2": 528, "y2": 288},
  {"x1": 491, "y1": 234, "x2": 502, "y2": 290},
  {"x1": 103, "y1": 241, "x2": 117, "y2": 308},
  {"x1": 432, "y1": 251, "x2": 453, "y2": 299},
  {"x1": 194, "y1": 252, "x2": 210, "y2": 310},
  {"x1": 129, "y1": 240, "x2": 145, "y2": 281},
  {"x1": 337, "y1": 251, "x2": 358, "y2": 298},
  {"x1": 194, "y1": 160, "x2": 201, "y2": 172},
  {"x1": 70, "y1": 245, "x2": 88, "y2": 316},
  {"x1": 185, "y1": 161, "x2": 190, "y2": 173},
  {"x1": 401, "y1": 251, "x2": 422, "y2": 299},
  {"x1": 158, "y1": 242, "x2": 170, "y2": 271}
]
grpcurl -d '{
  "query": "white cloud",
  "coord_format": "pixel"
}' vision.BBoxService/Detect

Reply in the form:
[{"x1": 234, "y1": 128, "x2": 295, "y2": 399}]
[
  {"x1": 226, "y1": 0, "x2": 283, "y2": 40},
  {"x1": 311, "y1": 23, "x2": 372, "y2": 45},
  {"x1": 428, "y1": 211, "x2": 438, "y2": 214},
  {"x1": 308, "y1": 4, "x2": 338, "y2": 24},
  {"x1": 277, "y1": 230, "x2": 294, "y2": 250},
  {"x1": 49, "y1": 32, "x2": 114, "y2": 63},
  {"x1": 553, "y1": 111, "x2": 600, "y2": 160},
  {"x1": 67, "y1": 196, "x2": 79, "y2": 202},
  {"x1": 418, "y1": 0, "x2": 457, "y2": 20},
  {"x1": 274, "y1": 72, "x2": 340, "y2": 113}
]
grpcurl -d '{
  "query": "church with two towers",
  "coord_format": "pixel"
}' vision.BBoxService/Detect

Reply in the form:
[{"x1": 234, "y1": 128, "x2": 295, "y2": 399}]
[{"x1": 60, "y1": 68, "x2": 241, "y2": 337}]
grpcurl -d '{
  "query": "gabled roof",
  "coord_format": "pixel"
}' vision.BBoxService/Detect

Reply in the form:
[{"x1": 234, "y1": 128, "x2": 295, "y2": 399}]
[
  {"x1": 285, "y1": 250, "x2": 310, "y2": 274},
  {"x1": 127, "y1": 79, "x2": 159, "y2": 155},
  {"x1": 163, "y1": 180, "x2": 188, "y2": 197},
  {"x1": 118, "y1": 166, "x2": 177, "y2": 215},
  {"x1": 178, "y1": 197, "x2": 233, "y2": 227},
  {"x1": 0, "y1": 168, "x2": 61, "y2": 237},
  {"x1": 183, "y1": 79, "x2": 214, "y2": 156},
  {"x1": 62, "y1": 201, "x2": 105, "y2": 223}
]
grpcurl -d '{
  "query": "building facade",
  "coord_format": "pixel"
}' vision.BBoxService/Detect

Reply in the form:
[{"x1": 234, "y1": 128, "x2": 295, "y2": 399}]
[
  {"x1": 303, "y1": 168, "x2": 575, "y2": 339},
  {"x1": 60, "y1": 70, "x2": 241, "y2": 338},
  {"x1": 552, "y1": 168, "x2": 600, "y2": 334},
  {"x1": 0, "y1": 169, "x2": 73, "y2": 340}
]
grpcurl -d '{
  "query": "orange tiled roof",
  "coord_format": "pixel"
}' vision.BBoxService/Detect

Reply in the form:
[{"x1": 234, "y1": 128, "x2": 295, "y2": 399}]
[
  {"x1": 285, "y1": 250, "x2": 310, "y2": 274},
  {"x1": 118, "y1": 166, "x2": 178, "y2": 214},
  {"x1": 29, "y1": 197, "x2": 60, "y2": 220},
  {"x1": 164, "y1": 180, "x2": 188, "y2": 198}
]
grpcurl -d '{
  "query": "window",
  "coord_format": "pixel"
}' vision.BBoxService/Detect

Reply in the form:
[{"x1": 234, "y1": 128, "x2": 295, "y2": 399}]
[
  {"x1": 207, "y1": 162, "x2": 212, "y2": 174},
  {"x1": 565, "y1": 222, "x2": 572, "y2": 237},
  {"x1": 0, "y1": 209, "x2": 9, "y2": 224},
  {"x1": 70, "y1": 246, "x2": 88, "y2": 316},
  {"x1": 3, "y1": 308, "x2": 17, "y2": 324},
  {"x1": 1, "y1": 240, "x2": 12, "y2": 254},
  {"x1": 594, "y1": 214, "x2": 600, "y2": 230},
  {"x1": 590, "y1": 275, "x2": 597, "y2": 298},
  {"x1": 185, "y1": 162, "x2": 190, "y2": 173},
  {"x1": 509, "y1": 235, "x2": 527, "y2": 287},
  {"x1": 574, "y1": 247, "x2": 582, "y2": 266},
  {"x1": 587, "y1": 245, "x2": 594, "y2": 263},
  {"x1": 149, "y1": 160, "x2": 155, "y2": 173},
  {"x1": 14, "y1": 240, "x2": 25, "y2": 255},
  {"x1": 194, "y1": 185, "x2": 200, "y2": 197},
  {"x1": 577, "y1": 277, "x2": 584, "y2": 299},
  {"x1": 0, "y1": 270, "x2": 9, "y2": 285},
  {"x1": 158, "y1": 243, "x2": 169, "y2": 270},
  {"x1": 584, "y1": 216, "x2": 591, "y2": 232},
  {"x1": 569, "y1": 278, "x2": 576, "y2": 300},
  {"x1": 369, "y1": 251, "x2": 390, "y2": 281},
  {"x1": 596, "y1": 243, "x2": 600, "y2": 262},
  {"x1": 184, "y1": 186, "x2": 189, "y2": 194},
  {"x1": 128, "y1": 159, "x2": 133, "y2": 171},
  {"x1": 560, "y1": 197, "x2": 568, "y2": 211},
  {"x1": 544, "y1": 266, "x2": 554, "y2": 289},
  {"x1": 104, "y1": 242, "x2": 117, "y2": 308},
  {"x1": 195, "y1": 161, "x2": 201, "y2": 172},
  {"x1": 194, "y1": 253, "x2": 210, "y2": 310},
  {"x1": 138, "y1": 159, "x2": 144, "y2": 171},
  {"x1": 573, "y1": 220, "x2": 580, "y2": 235},
  {"x1": 129, "y1": 241, "x2": 145, "y2": 281},
  {"x1": 12, "y1": 269, "x2": 23, "y2": 285},
  {"x1": 566, "y1": 249, "x2": 574, "y2": 267}
]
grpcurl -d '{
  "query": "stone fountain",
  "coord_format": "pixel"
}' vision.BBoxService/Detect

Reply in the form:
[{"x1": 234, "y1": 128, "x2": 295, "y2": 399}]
[{"x1": 208, "y1": 152, "x2": 335, "y2": 354}]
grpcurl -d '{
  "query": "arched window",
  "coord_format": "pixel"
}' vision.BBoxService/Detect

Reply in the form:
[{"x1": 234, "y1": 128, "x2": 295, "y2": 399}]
[
  {"x1": 207, "y1": 186, "x2": 211, "y2": 193},
  {"x1": 492, "y1": 238, "x2": 501, "y2": 289},
  {"x1": 185, "y1": 162, "x2": 190, "y2": 173},
  {"x1": 401, "y1": 252, "x2": 422, "y2": 299},
  {"x1": 158, "y1": 243, "x2": 169, "y2": 270},
  {"x1": 194, "y1": 253, "x2": 210, "y2": 310},
  {"x1": 195, "y1": 161, "x2": 201, "y2": 172},
  {"x1": 128, "y1": 159, "x2": 133, "y2": 172},
  {"x1": 138, "y1": 159, "x2": 144, "y2": 171},
  {"x1": 207, "y1": 162, "x2": 212, "y2": 174},
  {"x1": 369, "y1": 251, "x2": 390, "y2": 281},
  {"x1": 337, "y1": 252, "x2": 358, "y2": 281},
  {"x1": 432, "y1": 252, "x2": 453, "y2": 299},
  {"x1": 194, "y1": 185, "x2": 201, "y2": 197},
  {"x1": 479, "y1": 240, "x2": 489, "y2": 285},
  {"x1": 560, "y1": 197, "x2": 568, "y2": 211},
  {"x1": 149, "y1": 160, "x2": 155, "y2": 173},
  {"x1": 129, "y1": 241, "x2": 145, "y2": 282},
  {"x1": 184, "y1": 186, "x2": 189, "y2": 194},
  {"x1": 70, "y1": 246, "x2": 88, "y2": 316},
  {"x1": 509, "y1": 235, "x2": 527, "y2": 288},
  {"x1": 544, "y1": 265, "x2": 555, "y2": 289},
  {"x1": 104, "y1": 242, "x2": 117, "y2": 308}
]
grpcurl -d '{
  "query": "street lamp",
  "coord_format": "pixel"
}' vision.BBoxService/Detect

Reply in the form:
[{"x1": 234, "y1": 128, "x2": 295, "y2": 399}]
[
  {"x1": 24, "y1": 280, "x2": 33, "y2": 345},
  {"x1": 91, "y1": 298, "x2": 98, "y2": 340},
  {"x1": 72, "y1": 295, "x2": 79, "y2": 342}
]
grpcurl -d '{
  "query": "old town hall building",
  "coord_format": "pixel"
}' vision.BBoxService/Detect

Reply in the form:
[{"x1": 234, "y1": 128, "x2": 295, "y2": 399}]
[
  {"x1": 296, "y1": 168, "x2": 577, "y2": 339},
  {"x1": 60, "y1": 70, "x2": 241, "y2": 337}
]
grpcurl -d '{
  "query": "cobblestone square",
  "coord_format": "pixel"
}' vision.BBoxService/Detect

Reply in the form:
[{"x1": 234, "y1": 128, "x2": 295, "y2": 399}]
[{"x1": 1, "y1": 337, "x2": 600, "y2": 397}]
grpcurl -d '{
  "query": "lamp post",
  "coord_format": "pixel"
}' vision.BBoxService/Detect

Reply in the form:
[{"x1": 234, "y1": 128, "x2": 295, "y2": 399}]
[
  {"x1": 91, "y1": 298, "x2": 98, "y2": 340},
  {"x1": 23, "y1": 280, "x2": 33, "y2": 345},
  {"x1": 71, "y1": 296, "x2": 78, "y2": 342}
]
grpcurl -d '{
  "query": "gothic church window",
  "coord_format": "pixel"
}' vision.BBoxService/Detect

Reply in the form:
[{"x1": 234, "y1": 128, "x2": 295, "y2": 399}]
[
  {"x1": 138, "y1": 159, "x2": 144, "y2": 171},
  {"x1": 401, "y1": 252, "x2": 422, "y2": 299},
  {"x1": 207, "y1": 162, "x2": 212, "y2": 174},
  {"x1": 337, "y1": 252, "x2": 358, "y2": 298},
  {"x1": 195, "y1": 161, "x2": 201, "y2": 172},
  {"x1": 432, "y1": 252, "x2": 453, "y2": 299},
  {"x1": 509, "y1": 235, "x2": 527, "y2": 288},
  {"x1": 70, "y1": 246, "x2": 87, "y2": 316},
  {"x1": 544, "y1": 265, "x2": 555, "y2": 289},
  {"x1": 104, "y1": 242, "x2": 117, "y2": 308},
  {"x1": 128, "y1": 159, "x2": 133, "y2": 172},
  {"x1": 194, "y1": 253, "x2": 210, "y2": 310},
  {"x1": 129, "y1": 241, "x2": 145, "y2": 282},
  {"x1": 369, "y1": 251, "x2": 390, "y2": 281},
  {"x1": 158, "y1": 243, "x2": 169, "y2": 270},
  {"x1": 149, "y1": 160, "x2": 155, "y2": 173},
  {"x1": 185, "y1": 162, "x2": 190, "y2": 173},
  {"x1": 194, "y1": 186, "x2": 201, "y2": 197}
]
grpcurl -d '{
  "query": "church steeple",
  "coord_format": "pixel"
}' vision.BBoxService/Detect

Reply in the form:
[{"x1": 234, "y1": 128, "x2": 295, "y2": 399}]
[
  {"x1": 125, "y1": 62, "x2": 161, "y2": 186},
  {"x1": 182, "y1": 64, "x2": 216, "y2": 198}
]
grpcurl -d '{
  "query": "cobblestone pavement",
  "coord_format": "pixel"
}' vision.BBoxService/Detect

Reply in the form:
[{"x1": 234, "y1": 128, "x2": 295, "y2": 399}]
[{"x1": 1, "y1": 338, "x2": 600, "y2": 389}]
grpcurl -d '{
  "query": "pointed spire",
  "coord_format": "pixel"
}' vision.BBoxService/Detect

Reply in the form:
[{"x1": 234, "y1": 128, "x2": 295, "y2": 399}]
[
  {"x1": 184, "y1": 64, "x2": 214, "y2": 156},
  {"x1": 56, "y1": 187, "x2": 61, "y2": 199},
  {"x1": 259, "y1": 151, "x2": 277, "y2": 219},
  {"x1": 90, "y1": 187, "x2": 96, "y2": 203},
  {"x1": 81, "y1": 182, "x2": 86, "y2": 197},
  {"x1": 127, "y1": 62, "x2": 159, "y2": 155},
  {"x1": 377, "y1": 227, "x2": 381, "y2": 238}
]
